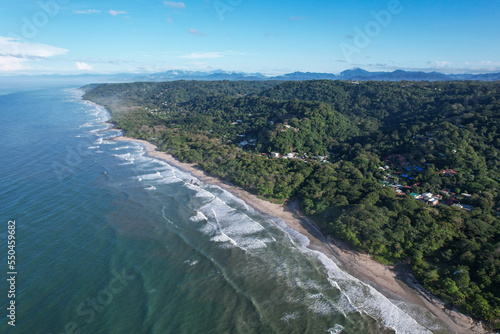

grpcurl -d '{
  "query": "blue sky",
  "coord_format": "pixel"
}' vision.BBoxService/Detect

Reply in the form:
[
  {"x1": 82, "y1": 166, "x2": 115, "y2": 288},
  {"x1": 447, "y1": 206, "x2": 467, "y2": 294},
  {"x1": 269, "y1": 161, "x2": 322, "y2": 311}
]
[{"x1": 0, "y1": 0, "x2": 499, "y2": 75}]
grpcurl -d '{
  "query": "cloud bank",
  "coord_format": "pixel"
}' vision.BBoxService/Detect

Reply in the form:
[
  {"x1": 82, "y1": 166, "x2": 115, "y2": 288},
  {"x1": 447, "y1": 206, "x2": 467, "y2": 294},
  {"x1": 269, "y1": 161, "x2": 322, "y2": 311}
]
[
  {"x1": 75, "y1": 61, "x2": 93, "y2": 70},
  {"x1": 109, "y1": 10, "x2": 127, "y2": 16},
  {"x1": 74, "y1": 9, "x2": 101, "y2": 14},
  {"x1": 164, "y1": 1, "x2": 186, "y2": 9},
  {"x1": 0, "y1": 36, "x2": 68, "y2": 71},
  {"x1": 188, "y1": 29, "x2": 205, "y2": 36}
]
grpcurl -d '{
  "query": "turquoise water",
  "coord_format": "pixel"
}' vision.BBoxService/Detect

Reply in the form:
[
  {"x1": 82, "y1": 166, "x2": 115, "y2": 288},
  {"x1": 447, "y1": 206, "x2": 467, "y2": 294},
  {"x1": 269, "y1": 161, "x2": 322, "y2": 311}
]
[{"x1": 0, "y1": 88, "x2": 451, "y2": 334}]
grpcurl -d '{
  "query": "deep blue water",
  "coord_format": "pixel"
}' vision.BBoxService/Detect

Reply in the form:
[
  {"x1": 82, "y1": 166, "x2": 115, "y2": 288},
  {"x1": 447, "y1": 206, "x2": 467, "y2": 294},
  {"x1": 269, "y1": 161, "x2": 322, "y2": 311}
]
[{"x1": 0, "y1": 88, "x2": 451, "y2": 334}]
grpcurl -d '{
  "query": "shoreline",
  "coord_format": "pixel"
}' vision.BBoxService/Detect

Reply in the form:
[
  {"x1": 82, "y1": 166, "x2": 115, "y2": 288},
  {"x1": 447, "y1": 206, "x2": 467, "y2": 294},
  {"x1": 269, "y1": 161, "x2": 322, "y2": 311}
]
[{"x1": 111, "y1": 135, "x2": 488, "y2": 334}]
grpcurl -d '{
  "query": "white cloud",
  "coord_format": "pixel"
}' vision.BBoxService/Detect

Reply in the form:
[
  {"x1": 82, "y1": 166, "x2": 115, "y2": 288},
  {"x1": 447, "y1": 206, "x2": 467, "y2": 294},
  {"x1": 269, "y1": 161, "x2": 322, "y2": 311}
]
[
  {"x1": 75, "y1": 61, "x2": 93, "y2": 70},
  {"x1": 428, "y1": 61, "x2": 452, "y2": 68},
  {"x1": 109, "y1": 9, "x2": 127, "y2": 16},
  {"x1": 363, "y1": 61, "x2": 500, "y2": 75},
  {"x1": 465, "y1": 60, "x2": 500, "y2": 67},
  {"x1": 0, "y1": 36, "x2": 68, "y2": 58},
  {"x1": 0, "y1": 37, "x2": 68, "y2": 72},
  {"x1": 181, "y1": 51, "x2": 245, "y2": 59},
  {"x1": 164, "y1": 1, "x2": 186, "y2": 9},
  {"x1": 0, "y1": 55, "x2": 26, "y2": 71},
  {"x1": 188, "y1": 28, "x2": 205, "y2": 36},
  {"x1": 181, "y1": 52, "x2": 224, "y2": 59},
  {"x1": 74, "y1": 9, "x2": 101, "y2": 14}
]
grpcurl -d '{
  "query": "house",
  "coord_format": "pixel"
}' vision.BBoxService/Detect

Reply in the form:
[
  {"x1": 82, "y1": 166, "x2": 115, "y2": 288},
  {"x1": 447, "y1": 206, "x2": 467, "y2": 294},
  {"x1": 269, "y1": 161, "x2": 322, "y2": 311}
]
[
  {"x1": 271, "y1": 152, "x2": 280, "y2": 158},
  {"x1": 428, "y1": 198, "x2": 439, "y2": 206},
  {"x1": 437, "y1": 169, "x2": 457, "y2": 176},
  {"x1": 422, "y1": 192, "x2": 433, "y2": 199},
  {"x1": 439, "y1": 188, "x2": 451, "y2": 195},
  {"x1": 286, "y1": 152, "x2": 298, "y2": 159},
  {"x1": 461, "y1": 205, "x2": 474, "y2": 211}
]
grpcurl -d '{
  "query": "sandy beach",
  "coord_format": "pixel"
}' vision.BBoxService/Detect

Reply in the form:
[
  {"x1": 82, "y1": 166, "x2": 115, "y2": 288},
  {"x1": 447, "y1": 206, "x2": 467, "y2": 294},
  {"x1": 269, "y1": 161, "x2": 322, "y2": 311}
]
[{"x1": 113, "y1": 135, "x2": 490, "y2": 334}]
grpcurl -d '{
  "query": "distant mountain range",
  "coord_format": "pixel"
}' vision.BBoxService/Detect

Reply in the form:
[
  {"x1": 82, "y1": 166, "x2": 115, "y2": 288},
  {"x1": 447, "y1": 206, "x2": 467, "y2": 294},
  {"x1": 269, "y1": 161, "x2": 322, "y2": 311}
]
[
  {"x1": 2, "y1": 68, "x2": 500, "y2": 85},
  {"x1": 140, "y1": 68, "x2": 500, "y2": 82}
]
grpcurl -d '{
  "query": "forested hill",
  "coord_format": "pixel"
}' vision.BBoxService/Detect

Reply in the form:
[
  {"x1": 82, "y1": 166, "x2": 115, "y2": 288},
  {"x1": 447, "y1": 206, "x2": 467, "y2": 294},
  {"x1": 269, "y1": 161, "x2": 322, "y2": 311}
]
[
  {"x1": 84, "y1": 80, "x2": 500, "y2": 328},
  {"x1": 83, "y1": 80, "x2": 279, "y2": 112}
]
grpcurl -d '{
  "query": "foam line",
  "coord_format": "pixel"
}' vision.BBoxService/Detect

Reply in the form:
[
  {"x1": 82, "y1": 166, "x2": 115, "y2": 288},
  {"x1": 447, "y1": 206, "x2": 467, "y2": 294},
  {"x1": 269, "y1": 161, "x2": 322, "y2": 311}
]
[
  {"x1": 189, "y1": 210, "x2": 208, "y2": 222},
  {"x1": 211, "y1": 209, "x2": 243, "y2": 250},
  {"x1": 307, "y1": 248, "x2": 431, "y2": 333},
  {"x1": 161, "y1": 207, "x2": 181, "y2": 229}
]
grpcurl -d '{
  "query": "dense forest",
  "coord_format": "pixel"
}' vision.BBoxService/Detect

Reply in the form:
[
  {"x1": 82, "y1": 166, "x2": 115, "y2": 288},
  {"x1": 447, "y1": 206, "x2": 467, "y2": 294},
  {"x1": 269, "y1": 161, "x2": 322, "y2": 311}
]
[{"x1": 84, "y1": 80, "x2": 500, "y2": 328}]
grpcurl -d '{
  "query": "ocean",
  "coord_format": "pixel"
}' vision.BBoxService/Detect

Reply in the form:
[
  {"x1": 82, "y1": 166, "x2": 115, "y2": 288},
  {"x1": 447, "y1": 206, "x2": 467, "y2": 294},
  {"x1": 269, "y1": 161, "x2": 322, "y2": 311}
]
[{"x1": 0, "y1": 87, "x2": 451, "y2": 334}]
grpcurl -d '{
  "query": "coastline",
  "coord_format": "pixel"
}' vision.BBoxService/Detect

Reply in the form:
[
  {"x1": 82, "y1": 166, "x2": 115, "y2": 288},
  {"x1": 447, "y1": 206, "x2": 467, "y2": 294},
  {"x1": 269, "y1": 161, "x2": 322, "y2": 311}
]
[{"x1": 111, "y1": 135, "x2": 489, "y2": 334}]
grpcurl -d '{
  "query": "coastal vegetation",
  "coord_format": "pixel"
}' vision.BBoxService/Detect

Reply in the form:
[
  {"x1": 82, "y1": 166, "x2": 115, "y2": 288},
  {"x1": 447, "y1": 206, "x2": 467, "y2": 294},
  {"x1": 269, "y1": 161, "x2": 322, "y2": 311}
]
[{"x1": 84, "y1": 80, "x2": 500, "y2": 328}]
